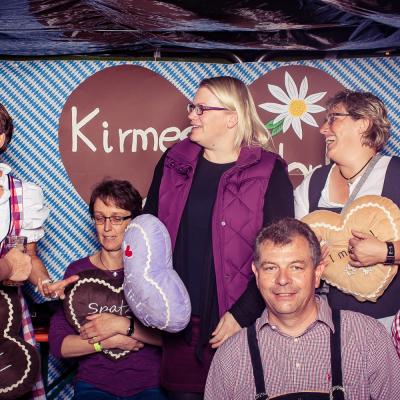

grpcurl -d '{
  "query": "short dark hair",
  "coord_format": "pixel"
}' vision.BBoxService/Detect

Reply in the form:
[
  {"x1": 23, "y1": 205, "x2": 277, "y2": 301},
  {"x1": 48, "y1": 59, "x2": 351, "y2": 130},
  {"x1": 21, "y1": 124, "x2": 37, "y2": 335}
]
[
  {"x1": 326, "y1": 90, "x2": 390, "y2": 151},
  {"x1": 89, "y1": 179, "x2": 142, "y2": 218},
  {"x1": 253, "y1": 218, "x2": 321, "y2": 268},
  {"x1": 0, "y1": 103, "x2": 14, "y2": 153}
]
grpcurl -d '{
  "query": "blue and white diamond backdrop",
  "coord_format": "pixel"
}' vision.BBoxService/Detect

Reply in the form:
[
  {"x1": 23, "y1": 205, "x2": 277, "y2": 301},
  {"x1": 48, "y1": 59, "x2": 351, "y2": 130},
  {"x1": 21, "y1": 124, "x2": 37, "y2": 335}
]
[{"x1": 0, "y1": 57, "x2": 399, "y2": 398}]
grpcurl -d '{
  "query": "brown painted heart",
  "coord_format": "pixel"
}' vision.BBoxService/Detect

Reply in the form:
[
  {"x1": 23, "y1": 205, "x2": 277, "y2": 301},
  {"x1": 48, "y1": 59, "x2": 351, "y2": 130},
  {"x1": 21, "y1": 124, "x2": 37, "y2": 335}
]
[
  {"x1": 63, "y1": 269, "x2": 134, "y2": 360},
  {"x1": 58, "y1": 64, "x2": 345, "y2": 206},
  {"x1": 58, "y1": 64, "x2": 190, "y2": 203},
  {"x1": 302, "y1": 195, "x2": 400, "y2": 302},
  {"x1": 249, "y1": 65, "x2": 345, "y2": 188},
  {"x1": 0, "y1": 287, "x2": 40, "y2": 400}
]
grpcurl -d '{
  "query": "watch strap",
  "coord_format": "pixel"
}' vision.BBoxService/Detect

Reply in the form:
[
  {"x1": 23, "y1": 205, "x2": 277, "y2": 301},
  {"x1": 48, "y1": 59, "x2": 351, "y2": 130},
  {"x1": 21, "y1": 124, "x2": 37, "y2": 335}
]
[
  {"x1": 93, "y1": 342, "x2": 102, "y2": 352},
  {"x1": 127, "y1": 317, "x2": 135, "y2": 337}
]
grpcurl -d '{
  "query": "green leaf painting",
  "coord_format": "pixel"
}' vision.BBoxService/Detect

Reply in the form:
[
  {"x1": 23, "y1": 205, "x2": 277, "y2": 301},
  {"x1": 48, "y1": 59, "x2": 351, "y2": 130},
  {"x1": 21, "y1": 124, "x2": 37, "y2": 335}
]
[{"x1": 265, "y1": 119, "x2": 284, "y2": 137}]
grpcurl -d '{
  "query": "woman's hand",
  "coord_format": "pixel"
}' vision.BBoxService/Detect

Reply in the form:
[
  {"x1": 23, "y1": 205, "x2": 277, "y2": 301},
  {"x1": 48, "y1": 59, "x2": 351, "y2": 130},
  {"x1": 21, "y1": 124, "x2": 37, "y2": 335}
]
[
  {"x1": 38, "y1": 275, "x2": 79, "y2": 299},
  {"x1": 80, "y1": 313, "x2": 130, "y2": 343},
  {"x1": 209, "y1": 312, "x2": 241, "y2": 349},
  {"x1": 348, "y1": 230, "x2": 387, "y2": 267},
  {"x1": 101, "y1": 335, "x2": 144, "y2": 352}
]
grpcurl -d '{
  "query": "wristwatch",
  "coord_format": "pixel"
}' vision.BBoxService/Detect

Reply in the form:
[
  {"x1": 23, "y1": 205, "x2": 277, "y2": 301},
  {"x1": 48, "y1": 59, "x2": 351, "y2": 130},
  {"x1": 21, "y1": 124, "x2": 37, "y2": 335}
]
[
  {"x1": 127, "y1": 318, "x2": 135, "y2": 337},
  {"x1": 384, "y1": 241, "x2": 395, "y2": 265}
]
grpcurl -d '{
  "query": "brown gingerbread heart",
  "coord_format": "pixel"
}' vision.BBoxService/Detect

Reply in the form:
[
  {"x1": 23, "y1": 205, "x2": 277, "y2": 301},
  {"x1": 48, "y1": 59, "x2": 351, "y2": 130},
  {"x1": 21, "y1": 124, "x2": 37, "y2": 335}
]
[
  {"x1": 64, "y1": 269, "x2": 134, "y2": 360},
  {"x1": 0, "y1": 287, "x2": 40, "y2": 400},
  {"x1": 302, "y1": 195, "x2": 400, "y2": 302}
]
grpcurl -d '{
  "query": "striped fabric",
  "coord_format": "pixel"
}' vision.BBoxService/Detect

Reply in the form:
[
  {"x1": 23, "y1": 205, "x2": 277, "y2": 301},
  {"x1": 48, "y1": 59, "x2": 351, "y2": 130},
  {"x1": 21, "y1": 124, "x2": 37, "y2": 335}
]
[
  {"x1": 9, "y1": 175, "x2": 23, "y2": 234},
  {"x1": 0, "y1": 175, "x2": 23, "y2": 255}
]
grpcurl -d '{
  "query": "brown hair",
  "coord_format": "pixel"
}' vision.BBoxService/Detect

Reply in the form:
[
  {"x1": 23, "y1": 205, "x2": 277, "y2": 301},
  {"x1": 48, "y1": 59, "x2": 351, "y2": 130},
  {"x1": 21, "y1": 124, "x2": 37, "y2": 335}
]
[
  {"x1": 89, "y1": 179, "x2": 142, "y2": 218},
  {"x1": 0, "y1": 103, "x2": 14, "y2": 153},
  {"x1": 326, "y1": 90, "x2": 390, "y2": 151},
  {"x1": 253, "y1": 218, "x2": 321, "y2": 268}
]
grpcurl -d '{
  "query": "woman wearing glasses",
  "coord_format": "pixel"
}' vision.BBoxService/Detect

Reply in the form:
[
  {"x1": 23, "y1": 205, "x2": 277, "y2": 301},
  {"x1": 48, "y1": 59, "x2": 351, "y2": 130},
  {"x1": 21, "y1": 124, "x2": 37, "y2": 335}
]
[
  {"x1": 49, "y1": 179, "x2": 166, "y2": 400},
  {"x1": 294, "y1": 90, "x2": 400, "y2": 330},
  {"x1": 144, "y1": 76, "x2": 294, "y2": 399}
]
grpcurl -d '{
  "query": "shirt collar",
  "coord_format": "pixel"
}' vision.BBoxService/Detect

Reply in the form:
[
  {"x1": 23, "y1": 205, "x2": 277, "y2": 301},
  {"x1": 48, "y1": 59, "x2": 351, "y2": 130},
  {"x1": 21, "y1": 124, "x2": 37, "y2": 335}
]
[
  {"x1": 0, "y1": 163, "x2": 11, "y2": 205},
  {"x1": 257, "y1": 295, "x2": 335, "y2": 335},
  {"x1": 0, "y1": 163, "x2": 11, "y2": 178}
]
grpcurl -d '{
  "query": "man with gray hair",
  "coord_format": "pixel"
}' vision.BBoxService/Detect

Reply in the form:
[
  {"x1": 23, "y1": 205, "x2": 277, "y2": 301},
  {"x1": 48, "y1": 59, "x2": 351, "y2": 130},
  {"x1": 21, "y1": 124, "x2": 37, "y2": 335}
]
[{"x1": 205, "y1": 218, "x2": 400, "y2": 399}]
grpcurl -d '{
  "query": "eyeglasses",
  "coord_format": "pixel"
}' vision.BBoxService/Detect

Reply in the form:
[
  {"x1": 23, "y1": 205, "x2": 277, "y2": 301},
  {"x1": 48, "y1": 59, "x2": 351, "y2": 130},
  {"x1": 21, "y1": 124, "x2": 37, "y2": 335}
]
[
  {"x1": 187, "y1": 103, "x2": 228, "y2": 116},
  {"x1": 92, "y1": 215, "x2": 132, "y2": 225},
  {"x1": 326, "y1": 113, "x2": 351, "y2": 126}
]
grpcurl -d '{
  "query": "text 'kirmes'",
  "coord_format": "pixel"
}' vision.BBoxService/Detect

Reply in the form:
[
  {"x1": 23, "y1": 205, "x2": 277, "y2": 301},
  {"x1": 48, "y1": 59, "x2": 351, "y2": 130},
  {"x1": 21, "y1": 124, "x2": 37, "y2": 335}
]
[{"x1": 71, "y1": 107, "x2": 192, "y2": 153}]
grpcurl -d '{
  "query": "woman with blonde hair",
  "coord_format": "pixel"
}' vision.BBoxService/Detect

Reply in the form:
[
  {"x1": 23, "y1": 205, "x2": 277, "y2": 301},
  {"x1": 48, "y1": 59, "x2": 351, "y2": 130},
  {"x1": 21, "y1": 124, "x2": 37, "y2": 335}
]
[{"x1": 144, "y1": 76, "x2": 294, "y2": 399}]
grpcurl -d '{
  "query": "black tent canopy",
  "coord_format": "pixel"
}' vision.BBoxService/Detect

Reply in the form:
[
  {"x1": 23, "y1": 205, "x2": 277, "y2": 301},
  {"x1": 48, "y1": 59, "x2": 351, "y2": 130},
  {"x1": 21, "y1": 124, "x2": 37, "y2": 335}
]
[{"x1": 0, "y1": 0, "x2": 399, "y2": 61}]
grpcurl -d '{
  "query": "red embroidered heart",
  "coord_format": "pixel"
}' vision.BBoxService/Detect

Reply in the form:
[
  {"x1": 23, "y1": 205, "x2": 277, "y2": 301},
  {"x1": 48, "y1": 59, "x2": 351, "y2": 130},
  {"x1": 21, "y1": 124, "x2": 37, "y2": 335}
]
[{"x1": 125, "y1": 245, "x2": 133, "y2": 257}]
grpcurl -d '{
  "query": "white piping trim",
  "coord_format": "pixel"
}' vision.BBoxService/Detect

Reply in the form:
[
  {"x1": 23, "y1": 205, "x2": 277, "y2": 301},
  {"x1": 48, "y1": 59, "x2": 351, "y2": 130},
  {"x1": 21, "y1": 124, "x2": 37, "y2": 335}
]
[{"x1": 0, "y1": 290, "x2": 33, "y2": 394}]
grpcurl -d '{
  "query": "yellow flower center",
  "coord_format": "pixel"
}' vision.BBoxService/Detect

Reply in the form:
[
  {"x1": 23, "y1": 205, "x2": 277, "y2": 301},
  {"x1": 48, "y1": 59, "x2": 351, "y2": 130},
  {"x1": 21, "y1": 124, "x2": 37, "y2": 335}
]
[{"x1": 288, "y1": 99, "x2": 307, "y2": 117}]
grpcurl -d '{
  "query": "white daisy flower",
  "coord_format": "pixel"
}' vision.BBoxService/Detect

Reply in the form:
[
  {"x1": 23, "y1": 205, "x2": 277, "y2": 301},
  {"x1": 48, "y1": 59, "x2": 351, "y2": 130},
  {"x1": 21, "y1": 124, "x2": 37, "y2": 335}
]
[{"x1": 259, "y1": 71, "x2": 327, "y2": 139}]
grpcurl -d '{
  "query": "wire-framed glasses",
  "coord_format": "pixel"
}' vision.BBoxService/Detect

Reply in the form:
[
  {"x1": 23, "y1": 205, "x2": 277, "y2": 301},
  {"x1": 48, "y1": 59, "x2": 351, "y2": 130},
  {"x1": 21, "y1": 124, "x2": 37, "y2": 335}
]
[
  {"x1": 187, "y1": 103, "x2": 228, "y2": 115},
  {"x1": 326, "y1": 112, "x2": 351, "y2": 126},
  {"x1": 92, "y1": 215, "x2": 132, "y2": 225}
]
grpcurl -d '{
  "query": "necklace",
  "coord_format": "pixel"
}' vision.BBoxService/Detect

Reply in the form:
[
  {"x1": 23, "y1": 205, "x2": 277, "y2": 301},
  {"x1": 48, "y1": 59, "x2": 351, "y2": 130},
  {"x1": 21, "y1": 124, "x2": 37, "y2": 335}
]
[
  {"x1": 99, "y1": 252, "x2": 119, "y2": 278},
  {"x1": 338, "y1": 156, "x2": 374, "y2": 183}
]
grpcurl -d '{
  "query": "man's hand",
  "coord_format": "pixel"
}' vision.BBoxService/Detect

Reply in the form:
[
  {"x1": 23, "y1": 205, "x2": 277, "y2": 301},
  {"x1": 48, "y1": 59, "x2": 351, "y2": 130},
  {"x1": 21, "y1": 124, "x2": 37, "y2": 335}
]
[
  {"x1": 3, "y1": 248, "x2": 32, "y2": 282},
  {"x1": 209, "y1": 312, "x2": 241, "y2": 349},
  {"x1": 101, "y1": 335, "x2": 144, "y2": 352},
  {"x1": 348, "y1": 230, "x2": 387, "y2": 267},
  {"x1": 38, "y1": 275, "x2": 79, "y2": 299},
  {"x1": 80, "y1": 313, "x2": 130, "y2": 343}
]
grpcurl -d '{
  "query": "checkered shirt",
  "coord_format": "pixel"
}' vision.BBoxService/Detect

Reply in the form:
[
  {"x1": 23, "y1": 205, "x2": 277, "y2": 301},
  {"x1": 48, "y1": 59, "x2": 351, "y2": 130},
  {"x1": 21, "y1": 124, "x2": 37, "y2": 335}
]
[
  {"x1": 205, "y1": 296, "x2": 400, "y2": 400},
  {"x1": 0, "y1": 174, "x2": 23, "y2": 255},
  {"x1": 391, "y1": 310, "x2": 400, "y2": 357},
  {"x1": 6, "y1": 176, "x2": 46, "y2": 400}
]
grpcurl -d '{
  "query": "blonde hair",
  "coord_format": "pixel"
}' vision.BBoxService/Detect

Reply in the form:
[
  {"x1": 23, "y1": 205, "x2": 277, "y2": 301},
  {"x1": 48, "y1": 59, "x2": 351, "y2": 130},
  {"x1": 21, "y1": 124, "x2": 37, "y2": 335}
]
[{"x1": 199, "y1": 76, "x2": 272, "y2": 150}]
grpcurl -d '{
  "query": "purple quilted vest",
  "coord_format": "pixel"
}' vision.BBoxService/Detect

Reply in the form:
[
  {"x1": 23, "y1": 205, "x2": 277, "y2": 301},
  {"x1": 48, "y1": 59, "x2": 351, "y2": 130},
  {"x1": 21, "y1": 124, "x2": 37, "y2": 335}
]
[{"x1": 158, "y1": 139, "x2": 278, "y2": 316}]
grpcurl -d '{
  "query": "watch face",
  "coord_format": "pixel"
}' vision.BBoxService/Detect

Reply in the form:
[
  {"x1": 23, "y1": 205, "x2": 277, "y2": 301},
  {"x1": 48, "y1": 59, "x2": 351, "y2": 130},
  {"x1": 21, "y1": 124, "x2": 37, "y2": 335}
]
[
  {"x1": 387, "y1": 242, "x2": 395, "y2": 257},
  {"x1": 385, "y1": 242, "x2": 396, "y2": 265}
]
